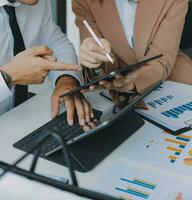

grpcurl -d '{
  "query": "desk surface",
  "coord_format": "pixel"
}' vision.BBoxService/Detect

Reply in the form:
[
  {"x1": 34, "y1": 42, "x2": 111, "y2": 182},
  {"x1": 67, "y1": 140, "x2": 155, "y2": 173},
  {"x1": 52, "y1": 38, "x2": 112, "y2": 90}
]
[
  {"x1": 0, "y1": 88, "x2": 118, "y2": 186},
  {"x1": 0, "y1": 87, "x2": 190, "y2": 196}
]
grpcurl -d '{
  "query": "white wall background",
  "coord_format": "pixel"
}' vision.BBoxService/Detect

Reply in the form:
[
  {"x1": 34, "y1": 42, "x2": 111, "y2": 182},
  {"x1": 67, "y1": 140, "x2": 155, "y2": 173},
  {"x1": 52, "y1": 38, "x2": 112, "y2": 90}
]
[{"x1": 66, "y1": 0, "x2": 80, "y2": 56}]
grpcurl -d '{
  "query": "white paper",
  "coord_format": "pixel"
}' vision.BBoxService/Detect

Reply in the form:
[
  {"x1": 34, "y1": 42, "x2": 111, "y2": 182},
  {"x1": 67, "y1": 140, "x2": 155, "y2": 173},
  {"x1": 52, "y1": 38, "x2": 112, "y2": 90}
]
[
  {"x1": 136, "y1": 81, "x2": 192, "y2": 131},
  {"x1": 122, "y1": 122, "x2": 192, "y2": 176},
  {"x1": 94, "y1": 162, "x2": 192, "y2": 200}
]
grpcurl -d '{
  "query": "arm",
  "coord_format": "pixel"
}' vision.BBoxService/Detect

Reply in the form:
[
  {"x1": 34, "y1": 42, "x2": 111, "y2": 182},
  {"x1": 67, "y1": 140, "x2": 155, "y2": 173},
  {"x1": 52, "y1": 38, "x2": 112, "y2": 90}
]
[
  {"x1": 133, "y1": 0, "x2": 188, "y2": 92},
  {"x1": 38, "y1": 0, "x2": 95, "y2": 127},
  {"x1": 38, "y1": 0, "x2": 81, "y2": 85},
  {"x1": 72, "y1": 0, "x2": 118, "y2": 83}
]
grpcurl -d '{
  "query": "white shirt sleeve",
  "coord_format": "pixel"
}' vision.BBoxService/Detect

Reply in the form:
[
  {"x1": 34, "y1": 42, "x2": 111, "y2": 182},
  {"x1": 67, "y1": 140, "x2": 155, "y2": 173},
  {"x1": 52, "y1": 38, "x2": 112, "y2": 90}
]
[
  {"x1": 38, "y1": 0, "x2": 82, "y2": 86},
  {"x1": 0, "y1": 73, "x2": 12, "y2": 102}
]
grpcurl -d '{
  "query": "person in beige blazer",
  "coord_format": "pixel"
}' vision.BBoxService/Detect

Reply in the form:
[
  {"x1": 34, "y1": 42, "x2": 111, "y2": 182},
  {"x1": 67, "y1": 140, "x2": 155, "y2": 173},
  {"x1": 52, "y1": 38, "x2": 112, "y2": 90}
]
[{"x1": 72, "y1": 0, "x2": 192, "y2": 104}]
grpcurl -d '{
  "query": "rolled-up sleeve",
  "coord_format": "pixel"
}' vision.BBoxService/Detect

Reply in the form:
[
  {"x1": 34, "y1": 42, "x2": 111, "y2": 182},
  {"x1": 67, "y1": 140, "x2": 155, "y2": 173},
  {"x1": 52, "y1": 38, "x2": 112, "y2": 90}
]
[{"x1": 38, "y1": 0, "x2": 82, "y2": 86}]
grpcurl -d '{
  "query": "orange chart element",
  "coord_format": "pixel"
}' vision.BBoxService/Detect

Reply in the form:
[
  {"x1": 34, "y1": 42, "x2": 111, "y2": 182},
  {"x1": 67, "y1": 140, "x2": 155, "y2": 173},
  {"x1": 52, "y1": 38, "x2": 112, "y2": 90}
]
[
  {"x1": 183, "y1": 158, "x2": 192, "y2": 166},
  {"x1": 188, "y1": 149, "x2": 192, "y2": 156}
]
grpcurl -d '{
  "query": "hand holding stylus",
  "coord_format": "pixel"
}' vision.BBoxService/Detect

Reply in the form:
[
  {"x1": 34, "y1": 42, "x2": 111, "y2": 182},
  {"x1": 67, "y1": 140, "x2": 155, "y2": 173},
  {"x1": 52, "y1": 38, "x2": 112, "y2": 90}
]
[
  {"x1": 80, "y1": 20, "x2": 115, "y2": 69},
  {"x1": 83, "y1": 20, "x2": 114, "y2": 64}
]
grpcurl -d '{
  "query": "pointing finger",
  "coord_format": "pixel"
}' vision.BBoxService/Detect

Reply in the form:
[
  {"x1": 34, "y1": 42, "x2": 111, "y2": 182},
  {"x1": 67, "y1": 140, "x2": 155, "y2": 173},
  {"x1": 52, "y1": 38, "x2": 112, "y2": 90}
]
[{"x1": 47, "y1": 61, "x2": 82, "y2": 71}]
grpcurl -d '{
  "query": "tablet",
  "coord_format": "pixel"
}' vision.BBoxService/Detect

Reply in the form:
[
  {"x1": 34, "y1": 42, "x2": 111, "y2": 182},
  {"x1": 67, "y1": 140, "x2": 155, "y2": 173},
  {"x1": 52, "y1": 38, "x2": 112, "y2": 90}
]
[{"x1": 60, "y1": 54, "x2": 162, "y2": 98}]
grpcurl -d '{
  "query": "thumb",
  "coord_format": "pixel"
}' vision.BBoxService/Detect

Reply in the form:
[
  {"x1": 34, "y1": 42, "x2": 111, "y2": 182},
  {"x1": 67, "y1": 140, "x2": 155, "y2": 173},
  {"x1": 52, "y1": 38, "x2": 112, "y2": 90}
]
[
  {"x1": 47, "y1": 61, "x2": 82, "y2": 71},
  {"x1": 51, "y1": 92, "x2": 60, "y2": 119}
]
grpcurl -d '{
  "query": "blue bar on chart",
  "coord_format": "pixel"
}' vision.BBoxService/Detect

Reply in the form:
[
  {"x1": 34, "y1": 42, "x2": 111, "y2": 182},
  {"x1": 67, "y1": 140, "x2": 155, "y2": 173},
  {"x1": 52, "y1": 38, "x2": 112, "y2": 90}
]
[
  {"x1": 115, "y1": 178, "x2": 156, "y2": 199},
  {"x1": 154, "y1": 85, "x2": 164, "y2": 92},
  {"x1": 161, "y1": 102, "x2": 192, "y2": 119},
  {"x1": 147, "y1": 95, "x2": 174, "y2": 108}
]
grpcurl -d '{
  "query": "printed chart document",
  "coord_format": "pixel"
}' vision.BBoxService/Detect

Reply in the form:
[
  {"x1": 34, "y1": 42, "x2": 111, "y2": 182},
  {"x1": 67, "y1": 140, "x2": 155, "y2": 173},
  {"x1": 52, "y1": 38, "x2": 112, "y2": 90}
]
[
  {"x1": 94, "y1": 161, "x2": 192, "y2": 200},
  {"x1": 93, "y1": 122, "x2": 192, "y2": 200},
  {"x1": 92, "y1": 82, "x2": 192, "y2": 200},
  {"x1": 123, "y1": 122, "x2": 192, "y2": 176},
  {"x1": 136, "y1": 81, "x2": 192, "y2": 132}
]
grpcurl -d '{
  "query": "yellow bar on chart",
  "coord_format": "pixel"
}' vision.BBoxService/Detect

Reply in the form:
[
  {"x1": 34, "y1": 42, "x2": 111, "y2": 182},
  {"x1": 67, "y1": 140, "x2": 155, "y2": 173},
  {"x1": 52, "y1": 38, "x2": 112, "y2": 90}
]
[
  {"x1": 167, "y1": 146, "x2": 182, "y2": 153},
  {"x1": 169, "y1": 155, "x2": 177, "y2": 161},
  {"x1": 163, "y1": 131, "x2": 192, "y2": 139},
  {"x1": 134, "y1": 178, "x2": 157, "y2": 188},
  {"x1": 165, "y1": 138, "x2": 187, "y2": 146},
  {"x1": 177, "y1": 134, "x2": 192, "y2": 140}
]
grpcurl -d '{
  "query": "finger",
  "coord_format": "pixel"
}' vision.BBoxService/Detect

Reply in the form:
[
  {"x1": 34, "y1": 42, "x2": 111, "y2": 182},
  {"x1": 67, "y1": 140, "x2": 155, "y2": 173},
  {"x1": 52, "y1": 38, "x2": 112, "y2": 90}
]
[
  {"x1": 65, "y1": 97, "x2": 75, "y2": 126},
  {"x1": 80, "y1": 52, "x2": 103, "y2": 65},
  {"x1": 80, "y1": 60, "x2": 101, "y2": 69},
  {"x1": 87, "y1": 122, "x2": 97, "y2": 129},
  {"x1": 82, "y1": 99, "x2": 91, "y2": 123},
  {"x1": 99, "y1": 80, "x2": 113, "y2": 89},
  {"x1": 89, "y1": 85, "x2": 97, "y2": 90},
  {"x1": 82, "y1": 125, "x2": 91, "y2": 132},
  {"x1": 47, "y1": 62, "x2": 82, "y2": 71},
  {"x1": 90, "y1": 109, "x2": 94, "y2": 119},
  {"x1": 51, "y1": 92, "x2": 60, "y2": 119},
  {"x1": 93, "y1": 119, "x2": 100, "y2": 125},
  {"x1": 30, "y1": 46, "x2": 54, "y2": 56},
  {"x1": 81, "y1": 89, "x2": 91, "y2": 93},
  {"x1": 43, "y1": 55, "x2": 57, "y2": 62},
  {"x1": 74, "y1": 96, "x2": 86, "y2": 126},
  {"x1": 100, "y1": 39, "x2": 111, "y2": 53},
  {"x1": 89, "y1": 85, "x2": 105, "y2": 90},
  {"x1": 81, "y1": 49, "x2": 108, "y2": 63},
  {"x1": 86, "y1": 40, "x2": 106, "y2": 54}
]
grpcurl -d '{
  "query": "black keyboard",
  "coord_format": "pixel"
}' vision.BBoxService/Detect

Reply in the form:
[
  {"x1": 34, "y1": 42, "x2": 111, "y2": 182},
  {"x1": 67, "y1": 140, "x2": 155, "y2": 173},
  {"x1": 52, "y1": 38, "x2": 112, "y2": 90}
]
[{"x1": 13, "y1": 109, "x2": 102, "y2": 156}]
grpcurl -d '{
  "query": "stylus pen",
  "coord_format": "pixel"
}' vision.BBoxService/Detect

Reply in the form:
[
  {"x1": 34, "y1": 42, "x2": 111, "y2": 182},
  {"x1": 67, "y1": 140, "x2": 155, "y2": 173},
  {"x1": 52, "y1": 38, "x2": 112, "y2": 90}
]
[{"x1": 83, "y1": 20, "x2": 114, "y2": 64}]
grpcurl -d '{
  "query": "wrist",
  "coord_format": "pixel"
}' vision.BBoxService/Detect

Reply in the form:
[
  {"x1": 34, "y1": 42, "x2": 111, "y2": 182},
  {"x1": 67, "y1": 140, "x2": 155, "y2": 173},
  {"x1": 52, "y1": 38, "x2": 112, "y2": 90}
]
[
  {"x1": 56, "y1": 75, "x2": 79, "y2": 87},
  {"x1": 1, "y1": 64, "x2": 16, "y2": 85}
]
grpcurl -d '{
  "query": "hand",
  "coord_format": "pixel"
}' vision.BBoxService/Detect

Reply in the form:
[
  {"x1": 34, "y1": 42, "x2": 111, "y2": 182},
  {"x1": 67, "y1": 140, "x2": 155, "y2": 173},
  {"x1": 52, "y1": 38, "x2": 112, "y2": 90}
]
[
  {"x1": 175, "y1": 193, "x2": 183, "y2": 200},
  {"x1": 90, "y1": 73, "x2": 138, "y2": 93},
  {"x1": 51, "y1": 76, "x2": 95, "y2": 127},
  {"x1": 1, "y1": 46, "x2": 81, "y2": 85},
  {"x1": 80, "y1": 37, "x2": 114, "y2": 68}
]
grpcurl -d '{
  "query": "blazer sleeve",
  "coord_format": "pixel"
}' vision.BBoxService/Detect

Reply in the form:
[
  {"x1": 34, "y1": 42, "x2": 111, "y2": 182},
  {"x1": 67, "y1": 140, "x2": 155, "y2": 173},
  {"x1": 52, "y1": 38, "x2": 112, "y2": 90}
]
[
  {"x1": 133, "y1": 0, "x2": 188, "y2": 92},
  {"x1": 72, "y1": 0, "x2": 119, "y2": 83}
]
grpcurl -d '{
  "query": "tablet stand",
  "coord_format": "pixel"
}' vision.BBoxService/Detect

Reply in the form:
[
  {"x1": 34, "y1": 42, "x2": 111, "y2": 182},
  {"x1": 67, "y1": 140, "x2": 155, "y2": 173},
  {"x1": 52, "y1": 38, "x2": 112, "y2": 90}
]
[{"x1": 47, "y1": 110, "x2": 144, "y2": 172}]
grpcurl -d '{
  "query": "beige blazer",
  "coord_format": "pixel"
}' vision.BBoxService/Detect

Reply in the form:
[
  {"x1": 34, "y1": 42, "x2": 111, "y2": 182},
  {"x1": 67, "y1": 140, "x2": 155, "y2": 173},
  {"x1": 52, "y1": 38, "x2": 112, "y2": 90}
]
[{"x1": 72, "y1": 0, "x2": 192, "y2": 92}]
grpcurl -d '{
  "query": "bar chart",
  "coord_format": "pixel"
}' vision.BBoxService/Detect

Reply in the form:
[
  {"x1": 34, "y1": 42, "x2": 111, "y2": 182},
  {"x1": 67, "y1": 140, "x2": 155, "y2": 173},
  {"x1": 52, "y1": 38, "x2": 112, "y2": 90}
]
[
  {"x1": 154, "y1": 85, "x2": 164, "y2": 92},
  {"x1": 115, "y1": 178, "x2": 157, "y2": 199},
  {"x1": 161, "y1": 102, "x2": 192, "y2": 119},
  {"x1": 147, "y1": 95, "x2": 174, "y2": 108},
  {"x1": 164, "y1": 132, "x2": 192, "y2": 164},
  {"x1": 94, "y1": 159, "x2": 192, "y2": 200}
]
